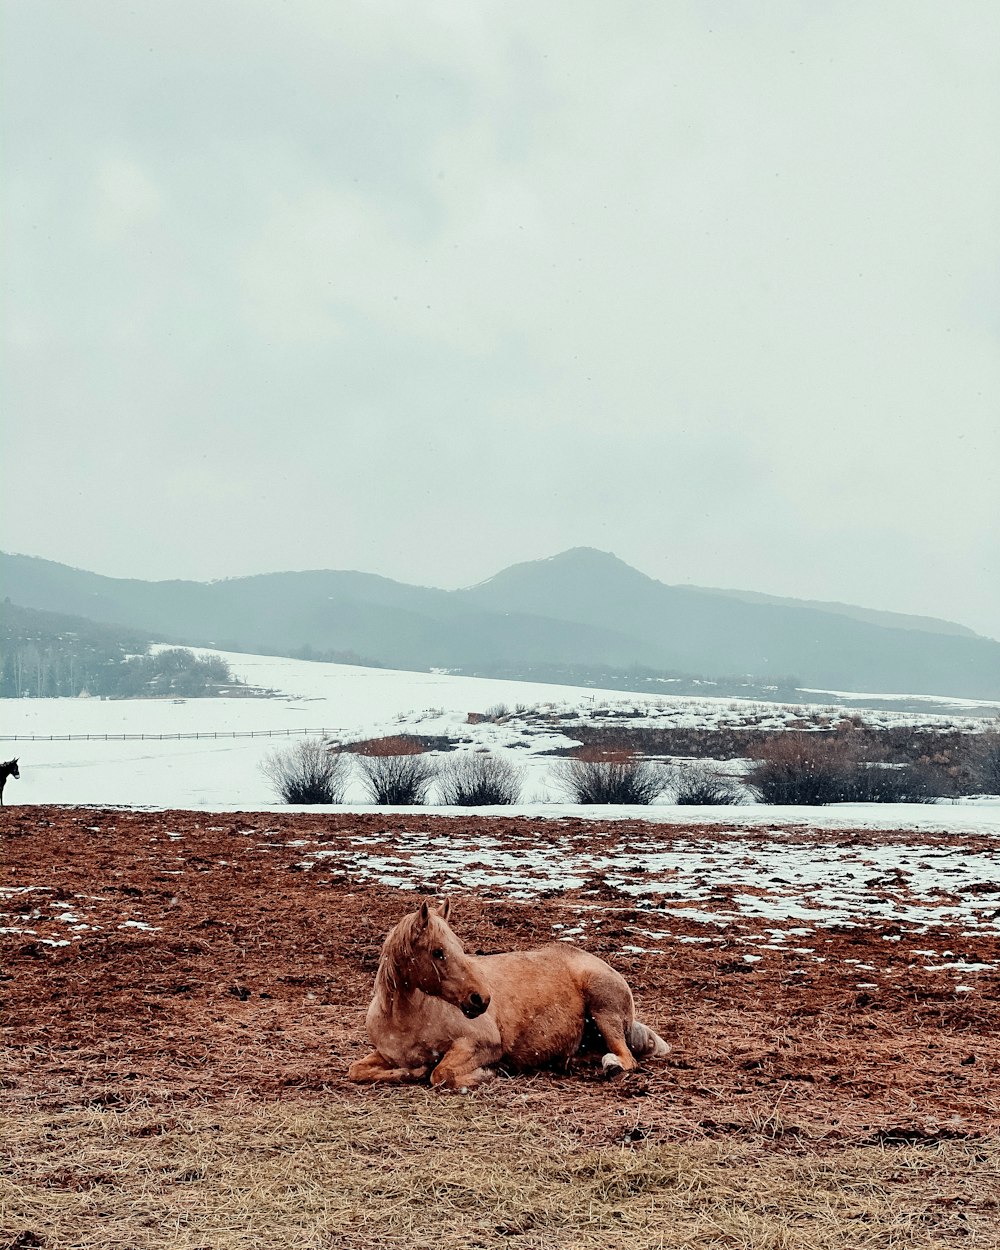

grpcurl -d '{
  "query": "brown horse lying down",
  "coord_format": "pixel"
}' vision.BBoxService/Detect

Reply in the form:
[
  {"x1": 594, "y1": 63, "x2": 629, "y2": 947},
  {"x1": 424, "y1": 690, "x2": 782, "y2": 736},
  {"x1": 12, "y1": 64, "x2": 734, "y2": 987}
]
[{"x1": 348, "y1": 900, "x2": 668, "y2": 1091}]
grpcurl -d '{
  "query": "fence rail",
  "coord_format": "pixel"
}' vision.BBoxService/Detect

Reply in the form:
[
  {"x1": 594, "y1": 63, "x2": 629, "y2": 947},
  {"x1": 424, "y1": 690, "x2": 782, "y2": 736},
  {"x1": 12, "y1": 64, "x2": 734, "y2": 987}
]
[{"x1": 0, "y1": 728, "x2": 333, "y2": 743}]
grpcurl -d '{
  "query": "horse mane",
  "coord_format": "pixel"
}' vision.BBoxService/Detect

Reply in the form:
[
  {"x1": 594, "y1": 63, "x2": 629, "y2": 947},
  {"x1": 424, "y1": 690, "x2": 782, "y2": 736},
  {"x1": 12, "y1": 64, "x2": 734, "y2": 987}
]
[{"x1": 375, "y1": 912, "x2": 420, "y2": 1001}]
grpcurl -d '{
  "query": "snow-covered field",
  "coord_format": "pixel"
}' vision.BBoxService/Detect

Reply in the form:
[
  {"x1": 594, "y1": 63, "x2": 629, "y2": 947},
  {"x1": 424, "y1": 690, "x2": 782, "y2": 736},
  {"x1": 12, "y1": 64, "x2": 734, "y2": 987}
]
[{"x1": 1, "y1": 647, "x2": 997, "y2": 834}]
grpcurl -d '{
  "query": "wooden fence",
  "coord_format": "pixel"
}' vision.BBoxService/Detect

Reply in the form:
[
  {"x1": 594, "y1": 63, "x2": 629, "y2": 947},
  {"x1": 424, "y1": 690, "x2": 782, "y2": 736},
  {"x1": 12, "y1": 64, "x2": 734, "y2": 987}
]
[{"x1": 0, "y1": 728, "x2": 333, "y2": 743}]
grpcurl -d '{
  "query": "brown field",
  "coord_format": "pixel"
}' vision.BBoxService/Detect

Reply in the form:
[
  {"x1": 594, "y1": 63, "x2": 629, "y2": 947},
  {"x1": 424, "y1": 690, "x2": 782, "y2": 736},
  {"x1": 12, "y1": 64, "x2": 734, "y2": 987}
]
[{"x1": 3, "y1": 808, "x2": 999, "y2": 1248}]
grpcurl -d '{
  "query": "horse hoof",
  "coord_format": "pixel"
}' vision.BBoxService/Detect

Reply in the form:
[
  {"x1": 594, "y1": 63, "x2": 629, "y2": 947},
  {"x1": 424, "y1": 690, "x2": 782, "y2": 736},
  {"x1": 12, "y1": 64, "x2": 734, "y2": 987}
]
[
  {"x1": 432, "y1": 1081, "x2": 471, "y2": 1094},
  {"x1": 601, "y1": 1054, "x2": 625, "y2": 1076}
]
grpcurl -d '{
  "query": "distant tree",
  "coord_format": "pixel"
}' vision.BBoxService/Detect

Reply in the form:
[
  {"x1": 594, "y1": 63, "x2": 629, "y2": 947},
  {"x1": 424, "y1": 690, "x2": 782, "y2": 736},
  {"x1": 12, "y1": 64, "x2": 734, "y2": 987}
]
[
  {"x1": 144, "y1": 649, "x2": 234, "y2": 696},
  {"x1": 1, "y1": 653, "x2": 21, "y2": 698}
]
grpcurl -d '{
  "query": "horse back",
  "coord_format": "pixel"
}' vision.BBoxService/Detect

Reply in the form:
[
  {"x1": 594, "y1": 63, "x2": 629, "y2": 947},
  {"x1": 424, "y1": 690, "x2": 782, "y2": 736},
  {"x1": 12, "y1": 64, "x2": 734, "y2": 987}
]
[
  {"x1": 480, "y1": 943, "x2": 631, "y2": 989},
  {"x1": 475, "y1": 944, "x2": 634, "y2": 1069}
]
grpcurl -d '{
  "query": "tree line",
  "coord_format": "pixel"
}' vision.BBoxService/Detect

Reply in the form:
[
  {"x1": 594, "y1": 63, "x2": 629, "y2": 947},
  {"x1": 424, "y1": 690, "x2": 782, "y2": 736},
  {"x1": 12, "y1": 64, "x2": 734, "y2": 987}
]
[
  {"x1": 1, "y1": 642, "x2": 237, "y2": 699},
  {"x1": 1, "y1": 601, "x2": 237, "y2": 698}
]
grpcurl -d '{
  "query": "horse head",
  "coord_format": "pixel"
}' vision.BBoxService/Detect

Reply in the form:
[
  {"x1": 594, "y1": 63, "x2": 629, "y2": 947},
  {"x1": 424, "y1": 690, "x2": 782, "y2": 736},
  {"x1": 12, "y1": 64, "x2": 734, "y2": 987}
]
[
  {"x1": 2, "y1": 759, "x2": 17, "y2": 778},
  {"x1": 385, "y1": 900, "x2": 491, "y2": 1019}
]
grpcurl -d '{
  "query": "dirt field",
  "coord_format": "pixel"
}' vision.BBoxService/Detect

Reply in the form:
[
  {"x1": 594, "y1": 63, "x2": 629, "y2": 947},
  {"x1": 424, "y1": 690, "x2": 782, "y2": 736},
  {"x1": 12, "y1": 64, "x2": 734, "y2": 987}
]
[{"x1": 3, "y1": 808, "x2": 1000, "y2": 1248}]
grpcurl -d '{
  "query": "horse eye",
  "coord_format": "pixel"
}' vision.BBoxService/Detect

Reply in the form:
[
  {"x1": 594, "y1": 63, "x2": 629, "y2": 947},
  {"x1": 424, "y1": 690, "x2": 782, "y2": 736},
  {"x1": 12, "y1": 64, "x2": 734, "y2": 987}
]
[{"x1": 432, "y1": 948, "x2": 446, "y2": 961}]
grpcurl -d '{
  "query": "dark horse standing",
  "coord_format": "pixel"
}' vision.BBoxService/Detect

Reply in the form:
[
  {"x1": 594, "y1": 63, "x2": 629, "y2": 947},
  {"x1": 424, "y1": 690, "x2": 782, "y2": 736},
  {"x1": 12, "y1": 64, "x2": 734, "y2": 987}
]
[{"x1": 1, "y1": 759, "x2": 19, "y2": 805}]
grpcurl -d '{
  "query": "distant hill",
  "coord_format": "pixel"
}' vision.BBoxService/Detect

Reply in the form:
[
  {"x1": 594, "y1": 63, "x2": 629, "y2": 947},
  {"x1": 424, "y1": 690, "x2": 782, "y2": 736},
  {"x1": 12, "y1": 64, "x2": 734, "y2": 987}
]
[
  {"x1": 459, "y1": 548, "x2": 1000, "y2": 698},
  {"x1": 0, "y1": 552, "x2": 645, "y2": 672},
  {"x1": 689, "y1": 585, "x2": 979, "y2": 639},
  {"x1": 2, "y1": 547, "x2": 998, "y2": 699}
]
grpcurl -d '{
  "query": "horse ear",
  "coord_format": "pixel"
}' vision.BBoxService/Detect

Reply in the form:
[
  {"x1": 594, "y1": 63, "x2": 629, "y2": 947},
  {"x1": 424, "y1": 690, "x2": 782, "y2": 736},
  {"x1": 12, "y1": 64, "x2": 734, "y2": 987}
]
[
  {"x1": 417, "y1": 900, "x2": 430, "y2": 928},
  {"x1": 437, "y1": 899, "x2": 451, "y2": 922}
]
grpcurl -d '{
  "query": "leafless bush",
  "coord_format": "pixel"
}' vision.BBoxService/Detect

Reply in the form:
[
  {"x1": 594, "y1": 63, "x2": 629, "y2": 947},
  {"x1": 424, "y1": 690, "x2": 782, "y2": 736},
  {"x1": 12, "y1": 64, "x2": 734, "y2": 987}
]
[
  {"x1": 747, "y1": 735, "x2": 945, "y2": 805},
  {"x1": 973, "y1": 729, "x2": 1000, "y2": 794},
  {"x1": 260, "y1": 738, "x2": 348, "y2": 805},
  {"x1": 554, "y1": 749, "x2": 666, "y2": 805},
  {"x1": 745, "y1": 736, "x2": 845, "y2": 805},
  {"x1": 437, "y1": 753, "x2": 523, "y2": 806},
  {"x1": 838, "y1": 761, "x2": 940, "y2": 803},
  {"x1": 669, "y1": 763, "x2": 745, "y2": 805},
  {"x1": 564, "y1": 723, "x2": 989, "y2": 785},
  {"x1": 354, "y1": 738, "x2": 437, "y2": 805}
]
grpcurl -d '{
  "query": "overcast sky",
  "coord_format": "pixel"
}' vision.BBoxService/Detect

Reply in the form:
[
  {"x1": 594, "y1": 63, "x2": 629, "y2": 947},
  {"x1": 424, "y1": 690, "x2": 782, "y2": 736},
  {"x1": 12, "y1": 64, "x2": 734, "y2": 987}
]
[{"x1": 3, "y1": 1, "x2": 998, "y2": 637}]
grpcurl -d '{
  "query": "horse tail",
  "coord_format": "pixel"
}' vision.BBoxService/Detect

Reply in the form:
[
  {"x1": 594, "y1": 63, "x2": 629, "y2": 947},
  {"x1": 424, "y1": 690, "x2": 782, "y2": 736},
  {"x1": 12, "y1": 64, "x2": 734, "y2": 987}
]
[{"x1": 629, "y1": 1019, "x2": 669, "y2": 1059}]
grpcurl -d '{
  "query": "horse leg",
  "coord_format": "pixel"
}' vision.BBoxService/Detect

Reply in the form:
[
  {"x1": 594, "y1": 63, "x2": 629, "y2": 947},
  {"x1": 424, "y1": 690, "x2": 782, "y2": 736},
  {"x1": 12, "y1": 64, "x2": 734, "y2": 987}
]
[
  {"x1": 347, "y1": 1051, "x2": 430, "y2": 1084},
  {"x1": 587, "y1": 1006, "x2": 639, "y2": 1074},
  {"x1": 429, "y1": 1037, "x2": 501, "y2": 1092},
  {"x1": 589, "y1": 1012, "x2": 668, "y2": 1072},
  {"x1": 584, "y1": 971, "x2": 642, "y2": 1074}
]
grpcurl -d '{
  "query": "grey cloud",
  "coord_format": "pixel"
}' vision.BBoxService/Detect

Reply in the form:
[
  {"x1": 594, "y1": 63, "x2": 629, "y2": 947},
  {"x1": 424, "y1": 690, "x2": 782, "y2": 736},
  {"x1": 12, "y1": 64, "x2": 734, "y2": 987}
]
[{"x1": 2, "y1": 0, "x2": 998, "y2": 637}]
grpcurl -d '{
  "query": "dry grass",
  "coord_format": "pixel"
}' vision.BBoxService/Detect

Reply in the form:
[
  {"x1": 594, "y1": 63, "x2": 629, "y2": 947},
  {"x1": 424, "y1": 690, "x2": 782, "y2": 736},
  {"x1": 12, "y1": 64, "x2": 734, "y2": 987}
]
[{"x1": 3, "y1": 1093, "x2": 998, "y2": 1250}]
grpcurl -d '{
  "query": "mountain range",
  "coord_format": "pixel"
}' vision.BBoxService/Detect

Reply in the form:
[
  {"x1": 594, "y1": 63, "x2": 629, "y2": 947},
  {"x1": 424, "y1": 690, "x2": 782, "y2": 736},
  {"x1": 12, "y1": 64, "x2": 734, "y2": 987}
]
[{"x1": 2, "y1": 547, "x2": 998, "y2": 699}]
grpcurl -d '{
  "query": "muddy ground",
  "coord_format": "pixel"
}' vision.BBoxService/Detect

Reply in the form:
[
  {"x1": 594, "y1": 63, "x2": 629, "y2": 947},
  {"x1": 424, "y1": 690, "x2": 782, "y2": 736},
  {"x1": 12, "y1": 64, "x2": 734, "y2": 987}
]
[{"x1": 3, "y1": 807, "x2": 999, "y2": 1148}]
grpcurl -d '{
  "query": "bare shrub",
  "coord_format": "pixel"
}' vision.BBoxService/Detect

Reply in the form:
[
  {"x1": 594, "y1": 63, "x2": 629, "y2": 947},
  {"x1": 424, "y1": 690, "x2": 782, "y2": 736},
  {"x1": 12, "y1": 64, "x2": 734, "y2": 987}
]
[
  {"x1": 973, "y1": 729, "x2": 1000, "y2": 794},
  {"x1": 745, "y1": 735, "x2": 857, "y2": 806},
  {"x1": 554, "y1": 749, "x2": 665, "y2": 805},
  {"x1": 839, "y1": 761, "x2": 941, "y2": 804},
  {"x1": 353, "y1": 736, "x2": 436, "y2": 805},
  {"x1": 747, "y1": 734, "x2": 947, "y2": 805},
  {"x1": 260, "y1": 738, "x2": 348, "y2": 805},
  {"x1": 670, "y1": 763, "x2": 745, "y2": 806},
  {"x1": 437, "y1": 753, "x2": 523, "y2": 806}
]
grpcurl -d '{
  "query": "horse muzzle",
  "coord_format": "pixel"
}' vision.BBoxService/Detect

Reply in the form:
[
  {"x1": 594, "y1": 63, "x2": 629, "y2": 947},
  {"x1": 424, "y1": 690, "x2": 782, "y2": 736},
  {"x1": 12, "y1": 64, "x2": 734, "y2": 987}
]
[{"x1": 460, "y1": 991, "x2": 490, "y2": 1019}]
